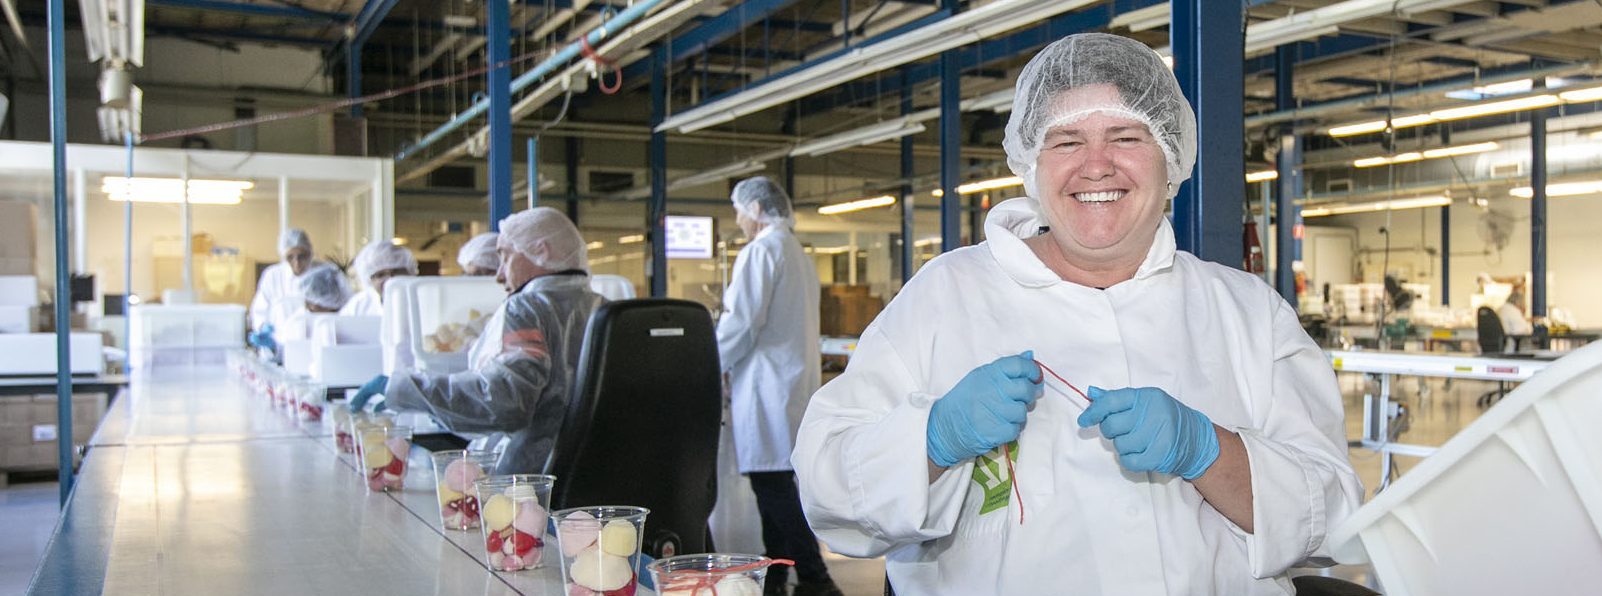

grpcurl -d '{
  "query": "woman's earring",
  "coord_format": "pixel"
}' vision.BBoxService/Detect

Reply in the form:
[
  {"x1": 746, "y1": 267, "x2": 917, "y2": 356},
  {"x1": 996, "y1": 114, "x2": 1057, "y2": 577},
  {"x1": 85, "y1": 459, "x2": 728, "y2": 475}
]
[{"x1": 1166, "y1": 180, "x2": 1174, "y2": 193}]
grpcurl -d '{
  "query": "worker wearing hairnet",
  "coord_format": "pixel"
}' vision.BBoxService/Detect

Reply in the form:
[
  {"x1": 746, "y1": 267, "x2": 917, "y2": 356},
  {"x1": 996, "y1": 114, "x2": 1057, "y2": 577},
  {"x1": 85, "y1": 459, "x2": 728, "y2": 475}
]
[
  {"x1": 458, "y1": 232, "x2": 501, "y2": 276},
  {"x1": 300, "y1": 263, "x2": 352, "y2": 313},
  {"x1": 717, "y1": 177, "x2": 836, "y2": 596},
  {"x1": 793, "y1": 34, "x2": 1361, "y2": 595},
  {"x1": 341, "y1": 240, "x2": 419, "y2": 317},
  {"x1": 248, "y1": 229, "x2": 317, "y2": 352},
  {"x1": 348, "y1": 208, "x2": 605, "y2": 475}
]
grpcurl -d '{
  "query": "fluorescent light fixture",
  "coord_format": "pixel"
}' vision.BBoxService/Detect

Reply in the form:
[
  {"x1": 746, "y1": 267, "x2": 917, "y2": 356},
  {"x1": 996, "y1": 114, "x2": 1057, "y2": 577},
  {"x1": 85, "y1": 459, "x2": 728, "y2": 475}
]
[
  {"x1": 391, "y1": 238, "x2": 408, "y2": 246},
  {"x1": 1558, "y1": 85, "x2": 1602, "y2": 103},
  {"x1": 657, "y1": 0, "x2": 1103, "y2": 134},
  {"x1": 913, "y1": 237, "x2": 942, "y2": 248},
  {"x1": 672, "y1": 160, "x2": 766, "y2": 190},
  {"x1": 1110, "y1": 4, "x2": 1169, "y2": 32},
  {"x1": 964, "y1": 90, "x2": 1015, "y2": 113},
  {"x1": 958, "y1": 176, "x2": 1023, "y2": 194},
  {"x1": 818, "y1": 195, "x2": 896, "y2": 215},
  {"x1": 810, "y1": 245, "x2": 854, "y2": 255},
  {"x1": 586, "y1": 241, "x2": 604, "y2": 250},
  {"x1": 1429, "y1": 94, "x2": 1559, "y2": 121},
  {"x1": 1301, "y1": 195, "x2": 1453, "y2": 217},
  {"x1": 618, "y1": 234, "x2": 645, "y2": 244},
  {"x1": 1246, "y1": 170, "x2": 1280, "y2": 182},
  {"x1": 1510, "y1": 180, "x2": 1602, "y2": 199},
  {"x1": 790, "y1": 121, "x2": 926, "y2": 158},
  {"x1": 1328, "y1": 120, "x2": 1389, "y2": 137},
  {"x1": 1352, "y1": 142, "x2": 1498, "y2": 168},
  {"x1": 101, "y1": 176, "x2": 253, "y2": 205}
]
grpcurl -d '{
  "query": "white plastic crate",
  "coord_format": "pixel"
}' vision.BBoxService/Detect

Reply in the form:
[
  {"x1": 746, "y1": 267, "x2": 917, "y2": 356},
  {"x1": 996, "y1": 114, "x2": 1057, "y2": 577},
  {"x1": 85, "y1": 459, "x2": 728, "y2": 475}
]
[
  {"x1": 0, "y1": 275, "x2": 39, "y2": 306},
  {"x1": 310, "y1": 315, "x2": 381, "y2": 346},
  {"x1": 0, "y1": 333, "x2": 104, "y2": 375},
  {"x1": 1328, "y1": 341, "x2": 1602, "y2": 595},
  {"x1": 311, "y1": 344, "x2": 383, "y2": 387},
  {"x1": 397, "y1": 277, "x2": 502, "y2": 373},
  {"x1": 129, "y1": 304, "x2": 245, "y2": 350}
]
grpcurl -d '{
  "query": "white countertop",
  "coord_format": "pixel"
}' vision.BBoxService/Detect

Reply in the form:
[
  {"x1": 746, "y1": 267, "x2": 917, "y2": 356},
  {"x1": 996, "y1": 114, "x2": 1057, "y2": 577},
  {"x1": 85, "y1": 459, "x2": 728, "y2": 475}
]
[{"x1": 31, "y1": 367, "x2": 611, "y2": 596}]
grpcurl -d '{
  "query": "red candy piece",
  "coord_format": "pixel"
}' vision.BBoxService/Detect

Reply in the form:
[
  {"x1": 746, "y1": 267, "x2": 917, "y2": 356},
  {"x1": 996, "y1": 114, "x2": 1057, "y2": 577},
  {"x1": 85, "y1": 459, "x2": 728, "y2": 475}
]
[
  {"x1": 462, "y1": 497, "x2": 480, "y2": 519},
  {"x1": 383, "y1": 456, "x2": 406, "y2": 476},
  {"x1": 512, "y1": 531, "x2": 539, "y2": 557},
  {"x1": 486, "y1": 530, "x2": 503, "y2": 552},
  {"x1": 600, "y1": 574, "x2": 637, "y2": 596}
]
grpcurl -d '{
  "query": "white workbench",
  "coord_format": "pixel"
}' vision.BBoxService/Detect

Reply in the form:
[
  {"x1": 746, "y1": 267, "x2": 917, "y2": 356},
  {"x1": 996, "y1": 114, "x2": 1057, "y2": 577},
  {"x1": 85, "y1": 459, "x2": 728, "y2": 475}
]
[{"x1": 27, "y1": 367, "x2": 606, "y2": 596}]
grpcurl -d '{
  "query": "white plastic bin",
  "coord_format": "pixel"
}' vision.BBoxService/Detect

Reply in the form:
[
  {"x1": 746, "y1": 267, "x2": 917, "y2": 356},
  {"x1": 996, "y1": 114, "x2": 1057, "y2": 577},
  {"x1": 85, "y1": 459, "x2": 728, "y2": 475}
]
[
  {"x1": 1327, "y1": 341, "x2": 1602, "y2": 595},
  {"x1": 130, "y1": 304, "x2": 245, "y2": 349},
  {"x1": 399, "y1": 277, "x2": 502, "y2": 373},
  {"x1": 0, "y1": 333, "x2": 104, "y2": 374},
  {"x1": 311, "y1": 344, "x2": 383, "y2": 387},
  {"x1": 310, "y1": 315, "x2": 381, "y2": 346}
]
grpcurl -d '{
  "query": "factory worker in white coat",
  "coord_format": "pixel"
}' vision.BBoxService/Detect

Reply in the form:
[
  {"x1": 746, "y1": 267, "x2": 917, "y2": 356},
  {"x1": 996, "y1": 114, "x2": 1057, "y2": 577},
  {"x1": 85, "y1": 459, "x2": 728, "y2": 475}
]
[
  {"x1": 716, "y1": 176, "x2": 837, "y2": 596},
  {"x1": 248, "y1": 228, "x2": 317, "y2": 351},
  {"x1": 458, "y1": 232, "x2": 501, "y2": 276},
  {"x1": 341, "y1": 240, "x2": 418, "y2": 317},
  {"x1": 792, "y1": 33, "x2": 1362, "y2": 595},
  {"x1": 348, "y1": 208, "x2": 605, "y2": 475}
]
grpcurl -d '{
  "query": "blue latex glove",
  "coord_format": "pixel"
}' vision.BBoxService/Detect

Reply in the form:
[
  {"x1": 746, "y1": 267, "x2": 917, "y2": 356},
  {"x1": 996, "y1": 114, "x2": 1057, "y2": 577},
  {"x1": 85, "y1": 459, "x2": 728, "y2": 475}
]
[
  {"x1": 248, "y1": 324, "x2": 278, "y2": 352},
  {"x1": 926, "y1": 351, "x2": 1042, "y2": 468},
  {"x1": 1077, "y1": 386, "x2": 1220, "y2": 480},
  {"x1": 347, "y1": 374, "x2": 390, "y2": 412}
]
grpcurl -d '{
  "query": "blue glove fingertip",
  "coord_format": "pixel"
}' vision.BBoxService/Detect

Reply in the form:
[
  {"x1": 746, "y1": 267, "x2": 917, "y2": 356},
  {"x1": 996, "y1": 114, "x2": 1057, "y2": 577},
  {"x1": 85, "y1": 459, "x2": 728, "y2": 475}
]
[{"x1": 1087, "y1": 386, "x2": 1106, "y2": 399}]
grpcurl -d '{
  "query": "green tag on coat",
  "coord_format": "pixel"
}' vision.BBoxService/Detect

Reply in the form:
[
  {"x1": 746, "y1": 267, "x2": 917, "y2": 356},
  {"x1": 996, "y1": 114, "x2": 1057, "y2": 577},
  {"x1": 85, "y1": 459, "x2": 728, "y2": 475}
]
[{"x1": 972, "y1": 440, "x2": 1018, "y2": 515}]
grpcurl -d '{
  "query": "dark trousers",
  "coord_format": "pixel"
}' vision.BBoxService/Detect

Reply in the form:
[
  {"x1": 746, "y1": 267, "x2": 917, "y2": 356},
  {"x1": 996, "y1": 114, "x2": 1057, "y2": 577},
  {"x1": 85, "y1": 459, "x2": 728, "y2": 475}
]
[{"x1": 747, "y1": 471, "x2": 830, "y2": 584}]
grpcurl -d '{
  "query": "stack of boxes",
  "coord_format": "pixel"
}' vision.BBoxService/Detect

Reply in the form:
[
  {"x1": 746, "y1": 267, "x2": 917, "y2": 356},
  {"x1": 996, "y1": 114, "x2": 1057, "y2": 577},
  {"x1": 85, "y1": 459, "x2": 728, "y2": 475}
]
[
  {"x1": 819, "y1": 285, "x2": 884, "y2": 338},
  {"x1": 0, "y1": 200, "x2": 107, "y2": 481}
]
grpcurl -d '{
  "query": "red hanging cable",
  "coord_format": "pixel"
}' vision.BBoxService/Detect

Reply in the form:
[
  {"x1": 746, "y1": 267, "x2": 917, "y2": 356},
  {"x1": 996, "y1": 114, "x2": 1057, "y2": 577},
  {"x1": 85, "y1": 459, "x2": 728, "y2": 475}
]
[{"x1": 580, "y1": 37, "x2": 623, "y2": 95}]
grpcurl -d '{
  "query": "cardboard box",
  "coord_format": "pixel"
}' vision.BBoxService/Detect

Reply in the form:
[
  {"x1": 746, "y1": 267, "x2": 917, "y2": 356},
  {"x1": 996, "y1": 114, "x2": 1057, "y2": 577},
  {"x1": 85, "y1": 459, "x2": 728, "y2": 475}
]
[
  {"x1": 0, "y1": 201, "x2": 38, "y2": 263},
  {"x1": 0, "y1": 276, "x2": 37, "y2": 306},
  {"x1": 0, "y1": 392, "x2": 104, "y2": 470},
  {"x1": 0, "y1": 257, "x2": 33, "y2": 276}
]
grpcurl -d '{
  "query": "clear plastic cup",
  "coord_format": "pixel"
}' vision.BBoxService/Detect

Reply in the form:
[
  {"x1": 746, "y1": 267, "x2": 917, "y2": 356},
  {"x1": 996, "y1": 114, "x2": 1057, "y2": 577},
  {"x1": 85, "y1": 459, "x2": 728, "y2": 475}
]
[
  {"x1": 648, "y1": 554, "x2": 777, "y2": 596},
  {"x1": 554, "y1": 506, "x2": 649, "y2": 595},
  {"x1": 296, "y1": 382, "x2": 327, "y2": 423},
  {"x1": 474, "y1": 474, "x2": 556, "y2": 572},
  {"x1": 431, "y1": 450, "x2": 499, "y2": 531},
  {"x1": 339, "y1": 411, "x2": 392, "y2": 455},
  {"x1": 356, "y1": 424, "x2": 412, "y2": 492},
  {"x1": 330, "y1": 407, "x2": 355, "y2": 453}
]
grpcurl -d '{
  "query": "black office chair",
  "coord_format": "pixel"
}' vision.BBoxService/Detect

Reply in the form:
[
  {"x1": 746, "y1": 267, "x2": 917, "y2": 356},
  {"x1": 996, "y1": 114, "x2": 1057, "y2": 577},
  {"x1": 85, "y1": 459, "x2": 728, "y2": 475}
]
[
  {"x1": 1475, "y1": 306, "x2": 1515, "y2": 408},
  {"x1": 544, "y1": 299, "x2": 723, "y2": 558}
]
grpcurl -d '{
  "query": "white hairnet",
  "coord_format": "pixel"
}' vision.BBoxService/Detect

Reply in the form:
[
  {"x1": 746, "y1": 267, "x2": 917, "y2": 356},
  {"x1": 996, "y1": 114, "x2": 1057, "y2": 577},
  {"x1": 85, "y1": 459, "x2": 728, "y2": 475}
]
[
  {"x1": 457, "y1": 232, "x2": 501, "y2": 273},
  {"x1": 279, "y1": 228, "x2": 312, "y2": 256},
  {"x1": 731, "y1": 176, "x2": 794, "y2": 226},
  {"x1": 353, "y1": 240, "x2": 419, "y2": 283},
  {"x1": 1003, "y1": 33, "x2": 1197, "y2": 199},
  {"x1": 498, "y1": 207, "x2": 588, "y2": 272},
  {"x1": 299, "y1": 263, "x2": 351, "y2": 310}
]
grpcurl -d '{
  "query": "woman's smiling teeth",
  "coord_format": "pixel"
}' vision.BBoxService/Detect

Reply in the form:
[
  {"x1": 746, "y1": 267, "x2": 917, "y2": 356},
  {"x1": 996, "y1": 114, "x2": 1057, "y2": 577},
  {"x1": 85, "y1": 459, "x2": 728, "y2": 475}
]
[{"x1": 1073, "y1": 190, "x2": 1126, "y2": 203}]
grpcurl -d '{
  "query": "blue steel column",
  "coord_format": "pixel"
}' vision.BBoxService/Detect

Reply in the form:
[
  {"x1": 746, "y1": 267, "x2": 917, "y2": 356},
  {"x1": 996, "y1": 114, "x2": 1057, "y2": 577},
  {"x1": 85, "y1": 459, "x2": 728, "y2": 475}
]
[
  {"x1": 1531, "y1": 77, "x2": 1548, "y2": 337},
  {"x1": 565, "y1": 136, "x2": 581, "y2": 223},
  {"x1": 48, "y1": 0, "x2": 74, "y2": 505},
  {"x1": 486, "y1": 0, "x2": 513, "y2": 229},
  {"x1": 1273, "y1": 45, "x2": 1299, "y2": 305},
  {"x1": 347, "y1": 45, "x2": 363, "y2": 117},
  {"x1": 1440, "y1": 205, "x2": 1450, "y2": 306},
  {"x1": 938, "y1": 0, "x2": 960, "y2": 252},
  {"x1": 783, "y1": 156, "x2": 796, "y2": 200},
  {"x1": 1171, "y1": 0, "x2": 1244, "y2": 266},
  {"x1": 900, "y1": 69, "x2": 915, "y2": 285},
  {"x1": 528, "y1": 137, "x2": 539, "y2": 208},
  {"x1": 649, "y1": 47, "x2": 668, "y2": 297}
]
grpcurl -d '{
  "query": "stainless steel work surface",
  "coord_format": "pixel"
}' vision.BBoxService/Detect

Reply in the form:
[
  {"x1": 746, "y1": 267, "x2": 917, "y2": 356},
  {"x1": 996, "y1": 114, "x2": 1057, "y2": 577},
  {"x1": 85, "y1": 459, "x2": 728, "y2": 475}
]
[{"x1": 31, "y1": 367, "x2": 587, "y2": 596}]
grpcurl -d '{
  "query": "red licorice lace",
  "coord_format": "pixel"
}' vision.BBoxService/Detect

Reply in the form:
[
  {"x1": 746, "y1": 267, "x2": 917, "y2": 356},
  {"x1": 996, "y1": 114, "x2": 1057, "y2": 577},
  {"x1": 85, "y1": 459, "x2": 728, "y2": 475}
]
[{"x1": 1000, "y1": 359, "x2": 1093, "y2": 526}]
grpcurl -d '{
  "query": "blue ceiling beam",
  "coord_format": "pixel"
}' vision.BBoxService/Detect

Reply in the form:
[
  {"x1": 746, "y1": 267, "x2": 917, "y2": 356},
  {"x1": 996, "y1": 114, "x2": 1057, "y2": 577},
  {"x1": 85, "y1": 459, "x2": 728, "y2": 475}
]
[
  {"x1": 620, "y1": 0, "x2": 805, "y2": 83},
  {"x1": 349, "y1": 0, "x2": 402, "y2": 47},
  {"x1": 147, "y1": 0, "x2": 347, "y2": 22},
  {"x1": 796, "y1": 0, "x2": 1163, "y2": 117},
  {"x1": 691, "y1": 13, "x2": 834, "y2": 33}
]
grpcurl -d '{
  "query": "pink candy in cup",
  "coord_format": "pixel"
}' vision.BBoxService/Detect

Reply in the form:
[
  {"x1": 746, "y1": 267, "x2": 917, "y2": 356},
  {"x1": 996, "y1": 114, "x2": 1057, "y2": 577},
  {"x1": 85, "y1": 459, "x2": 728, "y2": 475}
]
[
  {"x1": 431, "y1": 450, "x2": 498, "y2": 531},
  {"x1": 297, "y1": 382, "x2": 326, "y2": 423},
  {"x1": 554, "y1": 506, "x2": 649, "y2": 596},
  {"x1": 475, "y1": 474, "x2": 556, "y2": 572},
  {"x1": 357, "y1": 424, "x2": 411, "y2": 492}
]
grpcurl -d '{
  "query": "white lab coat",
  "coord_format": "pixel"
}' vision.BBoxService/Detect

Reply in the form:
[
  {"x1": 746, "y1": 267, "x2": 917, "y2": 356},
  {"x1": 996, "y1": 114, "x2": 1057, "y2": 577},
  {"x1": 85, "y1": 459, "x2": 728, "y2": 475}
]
[
  {"x1": 1497, "y1": 301, "x2": 1533, "y2": 337},
  {"x1": 250, "y1": 262, "x2": 305, "y2": 331},
  {"x1": 792, "y1": 198, "x2": 1362, "y2": 595},
  {"x1": 717, "y1": 225, "x2": 822, "y2": 473},
  {"x1": 341, "y1": 288, "x2": 382, "y2": 317}
]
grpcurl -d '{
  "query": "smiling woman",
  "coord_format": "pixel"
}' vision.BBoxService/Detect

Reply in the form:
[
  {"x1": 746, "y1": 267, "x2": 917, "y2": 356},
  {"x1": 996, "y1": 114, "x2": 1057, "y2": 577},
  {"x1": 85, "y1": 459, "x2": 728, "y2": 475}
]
[{"x1": 792, "y1": 33, "x2": 1362, "y2": 596}]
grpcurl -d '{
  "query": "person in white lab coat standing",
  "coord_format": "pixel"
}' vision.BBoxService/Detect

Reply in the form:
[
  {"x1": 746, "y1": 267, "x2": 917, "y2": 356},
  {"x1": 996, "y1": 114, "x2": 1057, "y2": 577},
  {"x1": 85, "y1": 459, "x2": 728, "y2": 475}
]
[
  {"x1": 341, "y1": 240, "x2": 418, "y2": 317},
  {"x1": 792, "y1": 34, "x2": 1362, "y2": 595},
  {"x1": 248, "y1": 228, "x2": 317, "y2": 351},
  {"x1": 716, "y1": 176, "x2": 837, "y2": 596}
]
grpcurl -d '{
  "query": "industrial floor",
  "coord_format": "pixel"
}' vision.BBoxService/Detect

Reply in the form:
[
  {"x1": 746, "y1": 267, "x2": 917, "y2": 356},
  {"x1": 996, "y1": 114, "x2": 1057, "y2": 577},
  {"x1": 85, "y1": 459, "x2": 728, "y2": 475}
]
[{"x1": 1, "y1": 373, "x2": 1493, "y2": 595}]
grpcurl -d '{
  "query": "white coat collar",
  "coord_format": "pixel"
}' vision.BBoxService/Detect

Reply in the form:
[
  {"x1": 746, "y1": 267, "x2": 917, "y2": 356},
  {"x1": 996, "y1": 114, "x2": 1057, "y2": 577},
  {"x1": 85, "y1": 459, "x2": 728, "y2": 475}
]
[{"x1": 982, "y1": 197, "x2": 1176, "y2": 289}]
